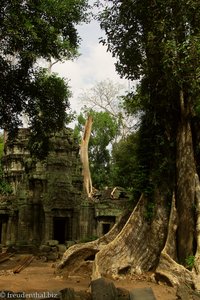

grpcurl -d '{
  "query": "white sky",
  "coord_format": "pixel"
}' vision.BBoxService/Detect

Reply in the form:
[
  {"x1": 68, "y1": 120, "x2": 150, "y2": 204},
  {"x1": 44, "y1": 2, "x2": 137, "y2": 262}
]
[{"x1": 52, "y1": 18, "x2": 129, "y2": 114}]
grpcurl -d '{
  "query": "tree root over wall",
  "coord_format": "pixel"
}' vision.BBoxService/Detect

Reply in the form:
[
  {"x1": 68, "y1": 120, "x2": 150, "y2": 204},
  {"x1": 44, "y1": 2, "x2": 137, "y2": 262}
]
[
  {"x1": 57, "y1": 179, "x2": 200, "y2": 292},
  {"x1": 56, "y1": 210, "x2": 130, "y2": 277},
  {"x1": 57, "y1": 193, "x2": 168, "y2": 279},
  {"x1": 92, "y1": 193, "x2": 168, "y2": 279}
]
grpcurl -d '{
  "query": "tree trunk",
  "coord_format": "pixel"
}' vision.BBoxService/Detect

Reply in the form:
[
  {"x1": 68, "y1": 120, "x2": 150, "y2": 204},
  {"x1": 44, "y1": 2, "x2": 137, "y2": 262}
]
[
  {"x1": 155, "y1": 91, "x2": 200, "y2": 287},
  {"x1": 155, "y1": 194, "x2": 194, "y2": 287},
  {"x1": 57, "y1": 193, "x2": 169, "y2": 279},
  {"x1": 176, "y1": 91, "x2": 196, "y2": 263},
  {"x1": 192, "y1": 174, "x2": 200, "y2": 290},
  {"x1": 92, "y1": 193, "x2": 168, "y2": 279},
  {"x1": 56, "y1": 211, "x2": 130, "y2": 277},
  {"x1": 80, "y1": 115, "x2": 93, "y2": 198}
]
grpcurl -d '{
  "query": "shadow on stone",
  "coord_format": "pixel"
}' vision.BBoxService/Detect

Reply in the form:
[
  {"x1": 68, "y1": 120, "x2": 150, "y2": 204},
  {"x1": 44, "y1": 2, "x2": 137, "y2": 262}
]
[
  {"x1": 130, "y1": 287, "x2": 156, "y2": 300},
  {"x1": 117, "y1": 287, "x2": 130, "y2": 300},
  {"x1": 60, "y1": 288, "x2": 76, "y2": 300},
  {"x1": 60, "y1": 288, "x2": 92, "y2": 300},
  {"x1": 91, "y1": 278, "x2": 118, "y2": 300}
]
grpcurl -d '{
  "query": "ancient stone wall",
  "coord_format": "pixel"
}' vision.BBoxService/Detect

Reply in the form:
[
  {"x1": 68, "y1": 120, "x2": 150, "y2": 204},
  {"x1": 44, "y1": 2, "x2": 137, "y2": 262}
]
[{"x1": 0, "y1": 129, "x2": 129, "y2": 249}]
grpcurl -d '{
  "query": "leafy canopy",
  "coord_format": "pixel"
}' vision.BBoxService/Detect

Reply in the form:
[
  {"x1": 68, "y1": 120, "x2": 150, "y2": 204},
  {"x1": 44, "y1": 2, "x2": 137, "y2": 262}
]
[
  {"x1": 99, "y1": 0, "x2": 200, "y2": 197},
  {"x1": 0, "y1": 0, "x2": 89, "y2": 135}
]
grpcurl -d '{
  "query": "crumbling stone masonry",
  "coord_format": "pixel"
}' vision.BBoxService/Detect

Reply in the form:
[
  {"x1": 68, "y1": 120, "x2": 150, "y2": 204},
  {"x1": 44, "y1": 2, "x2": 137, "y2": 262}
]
[{"x1": 0, "y1": 128, "x2": 129, "y2": 249}]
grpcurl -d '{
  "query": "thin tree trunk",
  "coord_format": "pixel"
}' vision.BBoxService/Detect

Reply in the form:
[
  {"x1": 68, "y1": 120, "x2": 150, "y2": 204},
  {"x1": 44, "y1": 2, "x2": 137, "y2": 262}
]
[
  {"x1": 155, "y1": 194, "x2": 194, "y2": 287},
  {"x1": 194, "y1": 174, "x2": 200, "y2": 272},
  {"x1": 192, "y1": 174, "x2": 200, "y2": 290},
  {"x1": 80, "y1": 115, "x2": 93, "y2": 198},
  {"x1": 176, "y1": 90, "x2": 196, "y2": 263}
]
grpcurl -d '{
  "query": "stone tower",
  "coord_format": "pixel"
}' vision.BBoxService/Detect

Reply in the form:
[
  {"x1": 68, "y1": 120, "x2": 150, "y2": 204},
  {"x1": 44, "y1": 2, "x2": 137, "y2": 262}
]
[{"x1": 0, "y1": 128, "x2": 129, "y2": 249}]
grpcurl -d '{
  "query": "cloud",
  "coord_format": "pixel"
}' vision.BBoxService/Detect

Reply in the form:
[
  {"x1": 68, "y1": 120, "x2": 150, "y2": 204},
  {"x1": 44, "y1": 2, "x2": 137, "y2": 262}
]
[{"x1": 52, "y1": 20, "x2": 128, "y2": 113}]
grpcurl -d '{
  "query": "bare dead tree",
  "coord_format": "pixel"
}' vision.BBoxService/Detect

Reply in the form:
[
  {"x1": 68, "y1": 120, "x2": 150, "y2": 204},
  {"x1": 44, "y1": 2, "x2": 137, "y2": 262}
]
[
  {"x1": 80, "y1": 115, "x2": 93, "y2": 198},
  {"x1": 79, "y1": 80, "x2": 136, "y2": 138}
]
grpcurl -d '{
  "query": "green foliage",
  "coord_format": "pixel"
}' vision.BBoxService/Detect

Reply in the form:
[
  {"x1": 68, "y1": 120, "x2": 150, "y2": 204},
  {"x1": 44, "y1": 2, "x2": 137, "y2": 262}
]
[
  {"x1": 0, "y1": 0, "x2": 89, "y2": 139},
  {"x1": 111, "y1": 111, "x2": 175, "y2": 202},
  {"x1": 75, "y1": 109, "x2": 120, "y2": 188},
  {"x1": 121, "y1": 85, "x2": 145, "y2": 118},
  {"x1": 111, "y1": 133, "x2": 138, "y2": 190},
  {"x1": 98, "y1": 0, "x2": 200, "y2": 199},
  {"x1": 135, "y1": 112, "x2": 176, "y2": 196},
  {"x1": 27, "y1": 71, "x2": 72, "y2": 158},
  {"x1": 0, "y1": 134, "x2": 13, "y2": 195},
  {"x1": 100, "y1": 0, "x2": 200, "y2": 91},
  {"x1": 0, "y1": 179, "x2": 13, "y2": 196},
  {"x1": 185, "y1": 255, "x2": 195, "y2": 270}
]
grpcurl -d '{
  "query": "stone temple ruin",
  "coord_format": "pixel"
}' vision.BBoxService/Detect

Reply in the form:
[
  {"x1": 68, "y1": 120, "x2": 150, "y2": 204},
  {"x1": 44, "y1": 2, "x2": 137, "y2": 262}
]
[{"x1": 0, "y1": 128, "x2": 129, "y2": 250}]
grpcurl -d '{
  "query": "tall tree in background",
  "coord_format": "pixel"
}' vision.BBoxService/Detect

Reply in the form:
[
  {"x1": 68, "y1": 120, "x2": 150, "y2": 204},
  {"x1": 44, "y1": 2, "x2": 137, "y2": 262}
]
[
  {"x1": 0, "y1": 0, "x2": 89, "y2": 155},
  {"x1": 75, "y1": 109, "x2": 119, "y2": 189}
]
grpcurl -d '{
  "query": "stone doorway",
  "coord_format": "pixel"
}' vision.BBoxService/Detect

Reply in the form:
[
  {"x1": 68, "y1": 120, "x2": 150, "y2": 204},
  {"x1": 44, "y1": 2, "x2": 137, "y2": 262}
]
[
  {"x1": 0, "y1": 219, "x2": 2, "y2": 243},
  {"x1": 0, "y1": 215, "x2": 8, "y2": 244},
  {"x1": 96, "y1": 216, "x2": 116, "y2": 236},
  {"x1": 102, "y1": 223, "x2": 111, "y2": 235},
  {"x1": 53, "y1": 217, "x2": 71, "y2": 244}
]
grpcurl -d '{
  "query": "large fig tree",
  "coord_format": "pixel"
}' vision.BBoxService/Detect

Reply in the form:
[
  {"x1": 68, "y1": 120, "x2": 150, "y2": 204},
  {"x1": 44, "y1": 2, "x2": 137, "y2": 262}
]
[{"x1": 58, "y1": 0, "x2": 200, "y2": 289}]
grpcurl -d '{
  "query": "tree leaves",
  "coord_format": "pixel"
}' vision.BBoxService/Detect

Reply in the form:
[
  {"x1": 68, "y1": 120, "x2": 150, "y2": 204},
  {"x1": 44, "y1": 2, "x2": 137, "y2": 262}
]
[
  {"x1": 98, "y1": 0, "x2": 200, "y2": 197},
  {"x1": 0, "y1": 0, "x2": 89, "y2": 156}
]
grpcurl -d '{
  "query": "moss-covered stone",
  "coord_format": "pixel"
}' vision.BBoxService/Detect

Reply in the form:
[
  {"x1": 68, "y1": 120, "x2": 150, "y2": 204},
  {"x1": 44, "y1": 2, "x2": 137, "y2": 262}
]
[{"x1": 0, "y1": 128, "x2": 129, "y2": 248}]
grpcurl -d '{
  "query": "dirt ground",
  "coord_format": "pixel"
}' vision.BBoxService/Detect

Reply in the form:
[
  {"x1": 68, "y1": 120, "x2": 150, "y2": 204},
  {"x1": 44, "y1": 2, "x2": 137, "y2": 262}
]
[{"x1": 0, "y1": 255, "x2": 177, "y2": 300}]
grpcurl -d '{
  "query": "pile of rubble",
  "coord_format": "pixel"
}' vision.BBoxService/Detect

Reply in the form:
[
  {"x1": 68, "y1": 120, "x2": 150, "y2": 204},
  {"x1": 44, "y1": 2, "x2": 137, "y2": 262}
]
[{"x1": 39, "y1": 240, "x2": 75, "y2": 262}]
